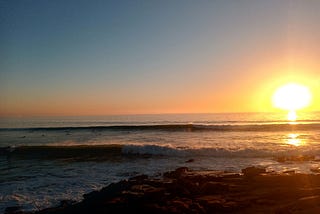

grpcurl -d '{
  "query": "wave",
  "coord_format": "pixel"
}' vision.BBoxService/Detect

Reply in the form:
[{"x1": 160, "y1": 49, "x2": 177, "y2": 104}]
[
  {"x1": 1, "y1": 122, "x2": 320, "y2": 132},
  {"x1": 121, "y1": 144, "x2": 320, "y2": 158},
  {"x1": 1, "y1": 144, "x2": 319, "y2": 161},
  {"x1": 0, "y1": 145, "x2": 123, "y2": 161}
]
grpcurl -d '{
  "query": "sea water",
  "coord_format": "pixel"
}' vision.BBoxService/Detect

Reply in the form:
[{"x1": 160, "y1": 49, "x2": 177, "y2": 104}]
[{"x1": 1, "y1": 112, "x2": 320, "y2": 212}]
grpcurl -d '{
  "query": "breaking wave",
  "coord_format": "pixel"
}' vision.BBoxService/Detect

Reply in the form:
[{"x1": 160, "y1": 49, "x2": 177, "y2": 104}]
[{"x1": 1, "y1": 144, "x2": 319, "y2": 161}]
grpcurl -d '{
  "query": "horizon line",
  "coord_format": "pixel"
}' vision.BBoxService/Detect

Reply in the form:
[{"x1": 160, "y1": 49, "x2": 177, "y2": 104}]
[{"x1": 0, "y1": 110, "x2": 319, "y2": 118}]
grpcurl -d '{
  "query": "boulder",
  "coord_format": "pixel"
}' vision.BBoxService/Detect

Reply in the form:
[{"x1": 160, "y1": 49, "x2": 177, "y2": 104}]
[
  {"x1": 200, "y1": 182, "x2": 229, "y2": 194},
  {"x1": 163, "y1": 167, "x2": 189, "y2": 179},
  {"x1": 241, "y1": 166, "x2": 266, "y2": 177}
]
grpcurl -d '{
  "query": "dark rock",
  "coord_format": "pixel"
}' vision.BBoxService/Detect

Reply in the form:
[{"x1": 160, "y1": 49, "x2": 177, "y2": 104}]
[
  {"x1": 83, "y1": 180, "x2": 130, "y2": 202},
  {"x1": 254, "y1": 199, "x2": 276, "y2": 205},
  {"x1": 310, "y1": 167, "x2": 320, "y2": 173},
  {"x1": 221, "y1": 201, "x2": 239, "y2": 212},
  {"x1": 200, "y1": 182, "x2": 229, "y2": 194},
  {"x1": 4, "y1": 206, "x2": 23, "y2": 214},
  {"x1": 168, "y1": 199, "x2": 190, "y2": 211},
  {"x1": 141, "y1": 203, "x2": 166, "y2": 213},
  {"x1": 129, "y1": 174, "x2": 148, "y2": 182},
  {"x1": 59, "y1": 200, "x2": 76, "y2": 207},
  {"x1": 178, "y1": 178, "x2": 200, "y2": 195},
  {"x1": 241, "y1": 166, "x2": 266, "y2": 177},
  {"x1": 12, "y1": 167, "x2": 320, "y2": 214},
  {"x1": 185, "y1": 159, "x2": 194, "y2": 163},
  {"x1": 166, "y1": 179, "x2": 192, "y2": 196},
  {"x1": 189, "y1": 202, "x2": 206, "y2": 214},
  {"x1": 163, "y1": 167, "x2": 189, "y2": 179},
  {"x1": 130, "y1": 184, "x2": 166, "y2": 198},
  {"x1": 220, "y1": 172, "x2": 241, "y2": 179},
  {"x1": 197, "y1": 196, "x2": 226, "y2": 212},
  {"x1": 175, "y1": 167, "x2": 189, "y2": 174},
  {"x1": 282, "y1": 170, "x2": 295, "y2": 174}
]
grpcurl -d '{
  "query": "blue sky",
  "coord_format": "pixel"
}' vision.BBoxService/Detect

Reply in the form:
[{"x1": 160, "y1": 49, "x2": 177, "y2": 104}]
[{"x1": 1, "y1": 0, "x2": 320, "y2": 115}]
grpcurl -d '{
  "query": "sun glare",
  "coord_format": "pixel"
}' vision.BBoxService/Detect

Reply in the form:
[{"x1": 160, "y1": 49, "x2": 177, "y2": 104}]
[
  {"x1": 287, "y1": 110, "x2": 297, "y2": 121},
  {"x1": 272, "y1": 83, "x2": 312, "y2": 121}
]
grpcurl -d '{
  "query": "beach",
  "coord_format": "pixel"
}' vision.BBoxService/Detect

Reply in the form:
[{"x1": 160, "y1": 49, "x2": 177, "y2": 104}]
[{"x1": 6, "y1": 166, "x2": 320, "y2": 214}]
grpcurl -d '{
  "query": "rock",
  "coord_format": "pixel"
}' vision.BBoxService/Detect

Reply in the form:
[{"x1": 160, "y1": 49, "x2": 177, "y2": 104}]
[
  {"x1": 220, "y1": 172, "x2": 241, "y2": 179},
  {"x1": 130, "y1": 184, "x2": 165, "y2": 198},
  {"x1": 83, "y1": 180, "x2": 130, "y2": 201},
  {"x1": 198, "y1": 196, "x2": 226, "y2": 212},
  {"x1": 185, "y1": 159, "x2": 194, "y2": 163},
  {"x1": 241, "y1": 166, "x2": 266, "y2": 177},
  {"x1": 129, "y1": 174, "x2": 148, "y2": 182},
  {"x1": 175, "y1": 167, "x2": 189, "y2": 173},
  {"x1": 189, "y1": 202, "x2": 206, "y2": 214},
  {"x1": 11, "y1": 167, "x2": 320, "y2": 214},
  {"x1": 298, "y1": 195, "x2": 320, "y2": 201},
  {"x1": 4, "y1": 206, "x2": 23, "y2": 214},
  {"x1": 282, "y1": 170, "x2": 295, "y2": 174},
  {"x1": 310, "y1": 167, "x2": 320, "y2": 173},
  {"x1": 141, "y1": 203, "x2": 166, "y2": 213},
  {"x1": 222, "y1": 201, "x2": 239, "y2": 212},
  {"x1": 178, "y1": 178, "x2": 200, "y2": 195},
  {"x1": 59, "y1": 200, "x2": 76, "y2": 207},
  {"x1": 167, "y1": 199, "x2": 191, "y2": 213},
  {"x1": 254, "y1": 199, "x2": 276, "y2": 205},
  {"x1": 163, "y1": 167, "x2": 189, "y2": 179},
  {"x1": 283, "y1": 195, "x2": 320, "y2": 213},
  {"x1": 200, "y1": 182, "x2": 229, "y2": 194},
  {"x1": 166, "y1": 179, "x2": 192, "y2": 196}
]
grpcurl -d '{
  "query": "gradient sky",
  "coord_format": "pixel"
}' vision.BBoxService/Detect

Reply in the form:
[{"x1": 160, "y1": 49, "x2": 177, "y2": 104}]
[{"x1": 1, "y1": 0, "x2": 320, "y2": 116}]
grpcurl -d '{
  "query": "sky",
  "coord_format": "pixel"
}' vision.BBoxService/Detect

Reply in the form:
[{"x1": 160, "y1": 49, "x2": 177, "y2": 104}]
[{"x1": 1, "y1": 0, "x2": 320, "y2": 116}]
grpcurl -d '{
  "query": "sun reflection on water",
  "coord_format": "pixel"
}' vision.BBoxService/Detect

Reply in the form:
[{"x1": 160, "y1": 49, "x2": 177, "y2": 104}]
[{"x1": 286, "y1": 133, "x2": 305, "y2": 146}]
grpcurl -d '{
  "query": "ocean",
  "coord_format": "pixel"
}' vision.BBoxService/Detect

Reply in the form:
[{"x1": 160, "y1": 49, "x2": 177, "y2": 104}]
[{"x1": 1, "y1": 112, "x2": 320, "y2": 212}]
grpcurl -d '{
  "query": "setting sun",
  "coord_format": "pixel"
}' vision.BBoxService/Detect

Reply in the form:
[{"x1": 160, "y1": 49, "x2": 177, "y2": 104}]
[{"x1": 272, "y1": 83, "x2": 312, "y2": 121}]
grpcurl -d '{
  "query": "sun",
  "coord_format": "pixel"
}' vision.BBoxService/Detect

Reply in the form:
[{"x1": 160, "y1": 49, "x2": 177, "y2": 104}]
[{"x1": 272, "y1": 83, "x2": 312, "y2": 121}]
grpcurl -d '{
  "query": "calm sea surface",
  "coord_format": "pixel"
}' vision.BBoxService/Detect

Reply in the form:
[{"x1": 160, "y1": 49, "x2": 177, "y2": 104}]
[{"x1": 1, "y1": 112, "x2": 320, "y2": 211}]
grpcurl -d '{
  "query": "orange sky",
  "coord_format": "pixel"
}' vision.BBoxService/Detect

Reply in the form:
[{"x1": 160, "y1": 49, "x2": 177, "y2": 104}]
[{"x1": 1, "y1": 1, "x2": 320, "y2": 116}]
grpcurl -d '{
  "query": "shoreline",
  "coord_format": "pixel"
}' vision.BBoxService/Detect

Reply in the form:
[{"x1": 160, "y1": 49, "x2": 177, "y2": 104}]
[{"x1": 6, "y1": 166, "x2": 320, "y2": 214}]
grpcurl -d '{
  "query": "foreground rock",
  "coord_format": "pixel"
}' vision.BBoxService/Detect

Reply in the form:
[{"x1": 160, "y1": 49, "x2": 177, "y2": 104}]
[{"x1": 8, "y1": 167, "x2": 320, "y2": 214}]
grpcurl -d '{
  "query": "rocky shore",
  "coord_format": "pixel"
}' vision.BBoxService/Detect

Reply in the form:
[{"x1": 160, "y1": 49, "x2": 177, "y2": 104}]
[{"x1": 6, "y1": 167, "x2": 320, "y2": 214}]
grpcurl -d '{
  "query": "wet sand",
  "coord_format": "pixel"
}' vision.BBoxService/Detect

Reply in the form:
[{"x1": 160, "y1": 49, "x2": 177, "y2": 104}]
[{"x1": 6, "y1": 167, "x2": 320, "y2": 214}]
